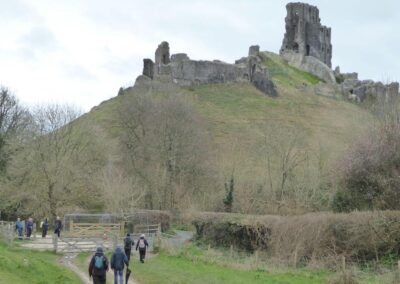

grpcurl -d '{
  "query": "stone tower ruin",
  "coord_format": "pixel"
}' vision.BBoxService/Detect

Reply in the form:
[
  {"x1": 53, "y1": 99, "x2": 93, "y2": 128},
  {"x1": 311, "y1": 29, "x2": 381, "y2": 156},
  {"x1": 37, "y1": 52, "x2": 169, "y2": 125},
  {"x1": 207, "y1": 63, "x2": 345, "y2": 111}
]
[{"x1": 280, "y1": 2, "x2": 332, "y2": 68}]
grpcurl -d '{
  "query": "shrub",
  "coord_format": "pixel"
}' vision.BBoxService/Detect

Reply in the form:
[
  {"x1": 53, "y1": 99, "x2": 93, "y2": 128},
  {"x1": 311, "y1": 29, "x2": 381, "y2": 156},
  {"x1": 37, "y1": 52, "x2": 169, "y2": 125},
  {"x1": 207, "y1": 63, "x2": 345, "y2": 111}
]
[
  {"x1": 333, "y1": 124, "x2": 400, "y2": 211},
  {"x1": 190, "y1": 210, "x2": 400, "y2": 265}
]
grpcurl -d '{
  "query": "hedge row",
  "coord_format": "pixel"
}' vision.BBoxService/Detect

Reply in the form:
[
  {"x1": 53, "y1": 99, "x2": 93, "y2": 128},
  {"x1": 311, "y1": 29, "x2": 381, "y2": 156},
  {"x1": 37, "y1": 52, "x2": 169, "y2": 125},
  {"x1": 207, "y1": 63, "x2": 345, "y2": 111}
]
[{"x1": 189, "y1": 211, "x2": 400, "y2": 264}]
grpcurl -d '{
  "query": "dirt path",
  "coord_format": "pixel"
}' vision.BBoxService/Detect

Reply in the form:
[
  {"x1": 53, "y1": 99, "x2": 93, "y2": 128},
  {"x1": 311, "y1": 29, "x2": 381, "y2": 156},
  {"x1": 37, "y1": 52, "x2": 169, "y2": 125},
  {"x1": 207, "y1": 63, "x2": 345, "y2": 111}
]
[
  {"x1": 60, "y1": 254, "x2": 91, "y2": 284},
  {"x1": 61, "y1": 253, "x2": 140, "y2": 284}
]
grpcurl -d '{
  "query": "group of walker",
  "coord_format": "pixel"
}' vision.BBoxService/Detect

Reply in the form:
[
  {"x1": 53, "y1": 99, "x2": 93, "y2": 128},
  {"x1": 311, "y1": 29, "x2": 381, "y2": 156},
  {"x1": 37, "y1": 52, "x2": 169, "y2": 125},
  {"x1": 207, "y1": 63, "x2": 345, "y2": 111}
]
[
  {"x1": 89, "y1": 233, "x2": 149, "y2": 284},
  {"x1": 14, "y1": 216, "x2": 62, "y2": 240}
]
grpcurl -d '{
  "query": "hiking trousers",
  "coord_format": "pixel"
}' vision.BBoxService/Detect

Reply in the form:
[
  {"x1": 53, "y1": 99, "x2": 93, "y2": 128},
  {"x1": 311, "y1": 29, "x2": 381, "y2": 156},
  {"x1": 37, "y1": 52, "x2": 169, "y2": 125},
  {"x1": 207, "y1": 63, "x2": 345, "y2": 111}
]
[
  {"x1": 139, "y1": 248, "x2": 146, "y2": 262},
  {"x1": 92, "y1": 275, "x2": 106, "y2": 284},
  {"x1": 125, "y1": 248, "x2": 131, "y2": 261},
  {"x1": 114, "y1": 269, "x2": 124, "y2": 284}
]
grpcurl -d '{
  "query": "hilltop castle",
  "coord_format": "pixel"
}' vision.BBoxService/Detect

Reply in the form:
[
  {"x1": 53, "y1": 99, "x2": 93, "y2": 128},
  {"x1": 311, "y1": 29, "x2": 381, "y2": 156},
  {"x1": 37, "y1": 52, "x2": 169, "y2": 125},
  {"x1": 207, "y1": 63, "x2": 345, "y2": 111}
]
[{"x1": 127, "y1": 2, "x2": 398, "y2": 103}]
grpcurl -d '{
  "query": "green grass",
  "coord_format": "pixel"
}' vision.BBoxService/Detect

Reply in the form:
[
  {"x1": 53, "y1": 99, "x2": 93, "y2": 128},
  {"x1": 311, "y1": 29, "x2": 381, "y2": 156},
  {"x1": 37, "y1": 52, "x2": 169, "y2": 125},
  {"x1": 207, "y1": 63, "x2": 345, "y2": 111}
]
[
  {"x1": 262, "y1": 52, "x2": 322, "y2": 86},
  {"x1": 133, "y1": 252, "x2": 329, "y2": 284},
  {"x1": 0, "y1": 242, "x2": 82, "y2": 284}
]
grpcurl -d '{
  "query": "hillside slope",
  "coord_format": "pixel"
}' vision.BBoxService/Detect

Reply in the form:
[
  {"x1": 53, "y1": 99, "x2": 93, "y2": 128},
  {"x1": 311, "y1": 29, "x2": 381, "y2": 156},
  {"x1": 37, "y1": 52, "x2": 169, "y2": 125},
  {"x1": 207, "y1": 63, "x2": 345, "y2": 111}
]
[{"x1": 81, "y1": 51, "x2": 373, "y2": 214}]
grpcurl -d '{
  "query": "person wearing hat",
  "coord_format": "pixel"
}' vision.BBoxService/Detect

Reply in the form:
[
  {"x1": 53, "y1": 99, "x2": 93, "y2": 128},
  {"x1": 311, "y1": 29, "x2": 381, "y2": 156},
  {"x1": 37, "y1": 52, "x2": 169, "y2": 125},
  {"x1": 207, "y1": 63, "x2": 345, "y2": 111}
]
[
  {"x1": 89, "y1": 247, "x2": 109, "y2": 284},
  {"x1": 135, "y1": 234, "x2": 149, "y2": 263},
  {"x1": 123, "y1": 233, "x2": 134, "y2": 261}
]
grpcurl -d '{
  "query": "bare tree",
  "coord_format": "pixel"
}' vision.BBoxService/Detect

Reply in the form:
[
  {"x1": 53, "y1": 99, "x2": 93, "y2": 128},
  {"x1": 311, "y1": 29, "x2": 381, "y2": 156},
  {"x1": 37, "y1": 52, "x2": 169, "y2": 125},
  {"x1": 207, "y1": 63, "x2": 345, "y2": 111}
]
[
  {"x1": 118, "y1": 93, "x2": 216, "y2": 211},
  {"x1": 100, "y1": 164, "x2": 145, "y2": 214},
  {"x1": 6, "y1": 104, "x2": 104, "y2": 218},
  {"x1": 262, "y1": 124, "x2": 307, "y2": 202},
  {"x1": 0, "y1": 86, "x2": 28, "y2": 173}
]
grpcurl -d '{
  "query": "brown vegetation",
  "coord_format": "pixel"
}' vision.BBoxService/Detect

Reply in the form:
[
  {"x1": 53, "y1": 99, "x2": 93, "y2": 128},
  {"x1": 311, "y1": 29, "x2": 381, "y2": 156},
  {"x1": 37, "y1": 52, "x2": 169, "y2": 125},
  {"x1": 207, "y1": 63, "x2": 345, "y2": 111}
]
[{"x1": 190, "y1": 210, "x2": 400, "y2": 266}]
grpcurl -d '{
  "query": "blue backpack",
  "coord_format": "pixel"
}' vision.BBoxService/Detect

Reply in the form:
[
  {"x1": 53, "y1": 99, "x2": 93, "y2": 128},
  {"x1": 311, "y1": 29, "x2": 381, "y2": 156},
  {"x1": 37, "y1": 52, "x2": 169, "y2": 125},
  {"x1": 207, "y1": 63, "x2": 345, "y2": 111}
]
[{"x1": 94, "y1": 255, "x2": 104, "y2": 269}]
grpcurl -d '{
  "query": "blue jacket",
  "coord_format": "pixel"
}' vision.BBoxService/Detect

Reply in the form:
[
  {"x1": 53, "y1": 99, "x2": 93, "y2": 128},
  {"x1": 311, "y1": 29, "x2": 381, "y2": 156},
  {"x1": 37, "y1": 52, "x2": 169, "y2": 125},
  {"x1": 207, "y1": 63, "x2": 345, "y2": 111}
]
[
  {"x1": 15, "y1": 221, "x2": 24, "y2": 231},
  {"x1": 26, "y1": 220, "x2": 33, "y2": 230},
  {"x1": 111, "y1": 247, "x2": 128, "y2": 270}
]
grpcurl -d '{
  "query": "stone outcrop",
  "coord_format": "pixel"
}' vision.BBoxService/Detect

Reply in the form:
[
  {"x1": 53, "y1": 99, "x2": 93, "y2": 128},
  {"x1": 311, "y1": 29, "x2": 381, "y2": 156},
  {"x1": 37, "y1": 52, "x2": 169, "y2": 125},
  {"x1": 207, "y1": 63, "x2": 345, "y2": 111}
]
[{"x1": 136, "y1": 42, "x2": 277, "y2": 96}]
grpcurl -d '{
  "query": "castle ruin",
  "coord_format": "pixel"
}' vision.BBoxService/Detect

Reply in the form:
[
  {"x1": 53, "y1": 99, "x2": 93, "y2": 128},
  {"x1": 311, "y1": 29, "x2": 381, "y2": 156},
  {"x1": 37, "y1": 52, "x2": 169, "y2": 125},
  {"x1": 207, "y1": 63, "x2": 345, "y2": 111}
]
[
  {"x1": 135, "y1": 41, "x2": 277, "y2": 96},
  {"x1": 123, "y1": 2, "x2": 399, "y2": 104},
  {"x1": 280, "y1": 2, "x2": 332, "y2": 67}
]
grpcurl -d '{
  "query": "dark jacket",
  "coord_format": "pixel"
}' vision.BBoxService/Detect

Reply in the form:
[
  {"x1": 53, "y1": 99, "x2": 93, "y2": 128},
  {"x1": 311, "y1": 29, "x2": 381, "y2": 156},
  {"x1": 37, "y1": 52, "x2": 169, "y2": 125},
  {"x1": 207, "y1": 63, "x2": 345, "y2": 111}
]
[
  {"x1": 111, "y1": 247, "x2": 128, "y2": 270},
  {"x1": 55, "y1": 219, "x2": 62, "y2": 230},
  {"x1": 42, "y1": 219, "x2": 49, "y2": 230},
  {"x1": 136, "y1": 237, "x2": 149, "y2": 251},
  {"x1": 124, "y1": 236, "x2": 134, "y2": 250},
  {"x1": 89, "y1": 252, "x2": 109, "y2": 277},
  {"x1": 26, "y1": 220, "x2": 33, "y2": 230}
]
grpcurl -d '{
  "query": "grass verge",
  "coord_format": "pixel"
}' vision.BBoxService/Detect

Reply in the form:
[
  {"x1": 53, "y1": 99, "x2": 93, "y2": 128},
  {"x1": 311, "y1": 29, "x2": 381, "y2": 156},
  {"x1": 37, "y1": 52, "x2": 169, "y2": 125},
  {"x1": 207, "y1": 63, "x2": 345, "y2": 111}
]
[
  {"x1": 133, "y1": 251, "x2": 329, "y2": 284},
  {"x1": 0, "y1": 241, "x2": 83, "y2": 284}
]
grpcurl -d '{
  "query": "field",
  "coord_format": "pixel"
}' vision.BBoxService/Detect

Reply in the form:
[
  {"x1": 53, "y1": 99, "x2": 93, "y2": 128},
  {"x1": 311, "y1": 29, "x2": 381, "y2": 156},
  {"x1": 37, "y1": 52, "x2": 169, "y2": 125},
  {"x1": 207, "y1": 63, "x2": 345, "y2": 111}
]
[
  {"x1": 0, "y1": 242, "x2": 83, "y2": 284},
  {"x1": 133, "y1": 252, "x2": 329, "y2": 284}
]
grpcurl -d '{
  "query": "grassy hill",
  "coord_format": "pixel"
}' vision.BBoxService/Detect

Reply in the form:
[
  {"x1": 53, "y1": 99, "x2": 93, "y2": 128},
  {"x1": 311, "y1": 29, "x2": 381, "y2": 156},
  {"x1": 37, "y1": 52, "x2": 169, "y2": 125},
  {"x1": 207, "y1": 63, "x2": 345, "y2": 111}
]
[{"x1": 77, "y1": 51, "x2": 374, "y2": 214}]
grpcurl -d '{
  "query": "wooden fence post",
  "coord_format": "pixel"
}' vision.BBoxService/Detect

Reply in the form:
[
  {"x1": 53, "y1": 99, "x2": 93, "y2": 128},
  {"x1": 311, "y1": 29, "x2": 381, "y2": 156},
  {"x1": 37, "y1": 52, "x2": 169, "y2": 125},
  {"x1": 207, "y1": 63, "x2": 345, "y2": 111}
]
[
  {"x1": 70, "y1": 220, "x2": 74, "y2": 235},
  {"x1": 52, "y1": 234, "x2": 58, "y2": 253},
  {"x1": 230, "y1": 245, "x2": 233, "y2": 258},
  {"x1": 255, "y1": 250, "x2": 259, "y2": 267},
  {"x1": 342, "y1": 256, "x2": 346, "y2": 271},
  {"x1": 120, "y1": 221, "x2": 125, "y2": 237}
]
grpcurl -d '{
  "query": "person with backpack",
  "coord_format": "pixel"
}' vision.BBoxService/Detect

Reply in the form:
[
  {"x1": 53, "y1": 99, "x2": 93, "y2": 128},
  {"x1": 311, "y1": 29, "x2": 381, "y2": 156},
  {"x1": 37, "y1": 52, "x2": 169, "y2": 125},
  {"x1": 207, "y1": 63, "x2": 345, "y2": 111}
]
[
  {"x1": 111, "y1": 246, "x2": 129, "y2": 284},
  {"x1": 123, "y1": 233, "x2": 134, "y2": 261},
  {"x1": 89, "y1": 247, "x2": 109, "y2": 284},
  {"x1": 15, "y1": 218, "x2": 24, "y2": 240},
  {"x1": 41, "y1": 218, "x2": 49, "y2": 238},
  {"x1": 135, "y1": 234, "x2": 149, "y2": 263},
  {"x1": 54, "y1": 216, "x2": 62, "y2": 238},
  {"x1": 26, "y1": 217, "x2": 34, "y2": 238}
]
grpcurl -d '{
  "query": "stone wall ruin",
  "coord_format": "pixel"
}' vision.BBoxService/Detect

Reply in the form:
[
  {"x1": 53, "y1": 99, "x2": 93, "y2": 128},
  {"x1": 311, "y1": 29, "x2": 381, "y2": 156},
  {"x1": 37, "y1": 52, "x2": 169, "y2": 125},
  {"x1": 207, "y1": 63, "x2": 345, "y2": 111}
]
[
  {"x1": 136, "y1": 42, "x2": 277, "y2": 96},
  {"x1": 280, "y1": 2, "x2": 332, "y2": 67}
]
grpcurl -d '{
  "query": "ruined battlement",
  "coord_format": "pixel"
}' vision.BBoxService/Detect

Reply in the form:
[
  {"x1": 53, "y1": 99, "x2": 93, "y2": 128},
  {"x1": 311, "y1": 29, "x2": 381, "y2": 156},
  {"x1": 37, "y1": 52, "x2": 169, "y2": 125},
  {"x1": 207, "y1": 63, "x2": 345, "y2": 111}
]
[
  {"x1": 136, "y1": 42, "x2": 277, "y2": 96},
  {"x1": 280, "y1": 2, "x2": 332, "y2": 67}
]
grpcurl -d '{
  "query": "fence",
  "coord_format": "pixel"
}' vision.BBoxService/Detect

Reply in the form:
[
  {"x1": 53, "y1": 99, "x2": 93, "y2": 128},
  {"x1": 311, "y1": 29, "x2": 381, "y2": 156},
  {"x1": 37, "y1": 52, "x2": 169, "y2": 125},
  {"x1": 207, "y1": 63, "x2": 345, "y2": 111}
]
[
  {"x1": 0, "y1": 221, "x2": 15, "y2": 244},
  {"x1": 66, "y1": 221, "x2": 125, "y2": 238},
  {"x1": 133, "y1": 224, "x2": 161, "y2": 237}
]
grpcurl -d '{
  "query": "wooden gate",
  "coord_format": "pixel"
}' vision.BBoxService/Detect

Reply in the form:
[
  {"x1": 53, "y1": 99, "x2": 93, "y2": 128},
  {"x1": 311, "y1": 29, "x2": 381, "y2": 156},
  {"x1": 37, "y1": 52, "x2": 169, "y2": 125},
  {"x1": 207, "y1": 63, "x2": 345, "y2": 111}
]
[
  {"x1": 133, "y1": 224, "x2": 161, "y2": 237},
  {"x1": 68, "y1": 221, "x2": 125, "y2": 237}
]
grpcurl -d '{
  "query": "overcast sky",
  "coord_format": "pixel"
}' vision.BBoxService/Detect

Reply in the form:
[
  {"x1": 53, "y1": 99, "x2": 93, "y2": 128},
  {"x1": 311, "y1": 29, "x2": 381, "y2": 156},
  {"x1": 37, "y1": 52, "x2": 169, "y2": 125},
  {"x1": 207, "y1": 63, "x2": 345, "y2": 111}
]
[{"x1": 1, "y1": 0, "x2": 399, "y2": 111}]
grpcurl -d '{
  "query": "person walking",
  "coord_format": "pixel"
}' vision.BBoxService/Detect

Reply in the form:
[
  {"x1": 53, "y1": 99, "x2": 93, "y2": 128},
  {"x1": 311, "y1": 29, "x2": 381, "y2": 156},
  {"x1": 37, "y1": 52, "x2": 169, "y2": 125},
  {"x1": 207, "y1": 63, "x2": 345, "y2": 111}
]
[
  {"x1": 135, "y1": 234, "x2": 149, "y2": 263},
  {"x1": 41, "y1": 218, "x2": 49, "y2": 238},
  {"x1": 111, "y1": 246, "x2": 129, "y2": 284},
  {"x1": 15, "y1": 218, "x2": 24, "y2": 240},
  {"x1": 26, "y1": 217, "x2": 33, "y2": 238},
  {"x1": 123, "y1": 233, "x2": 134, "y2": 261},
  {"x1": 54, "y1": 216, "x2": 62, "y2": 238},
  {"x1": 88, "y1": 247, "x2": 109, "y2": 284}
]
